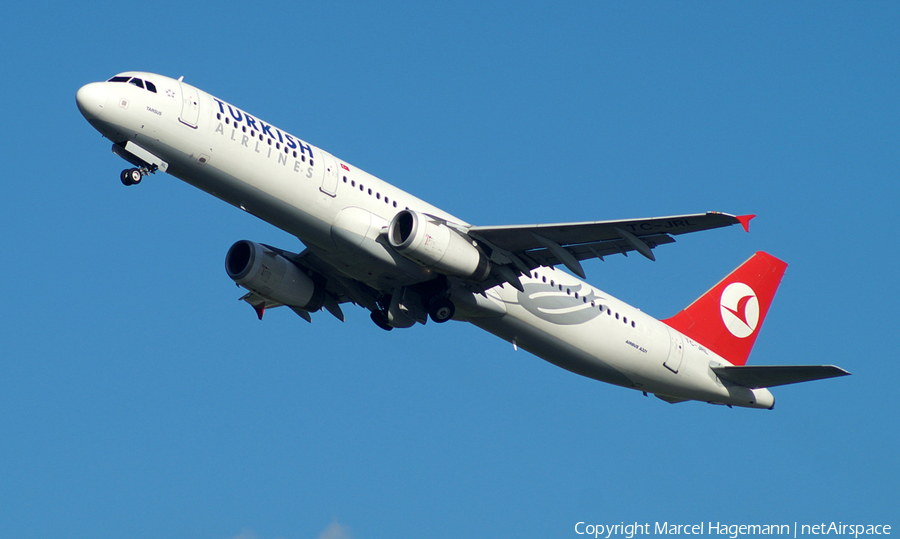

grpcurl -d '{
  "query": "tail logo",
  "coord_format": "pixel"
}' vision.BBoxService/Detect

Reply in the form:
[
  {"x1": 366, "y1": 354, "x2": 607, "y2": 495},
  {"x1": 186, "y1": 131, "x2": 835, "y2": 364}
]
[{"x1": 720, "y1": 282, "x2": 759, "y2": 338}]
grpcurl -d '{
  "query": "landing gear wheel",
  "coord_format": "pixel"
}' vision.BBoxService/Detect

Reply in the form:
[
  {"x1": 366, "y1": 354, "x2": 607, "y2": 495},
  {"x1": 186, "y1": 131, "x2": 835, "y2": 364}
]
[
  {"x1": 370, "y1": 310, "x2": 393, "y2": 331},
  {"x1": 120, "y1": 168, "x2": 142, "y2": 186},
  {"x1": 428, "y1": 298, "x2": 455, "y2": 323}
]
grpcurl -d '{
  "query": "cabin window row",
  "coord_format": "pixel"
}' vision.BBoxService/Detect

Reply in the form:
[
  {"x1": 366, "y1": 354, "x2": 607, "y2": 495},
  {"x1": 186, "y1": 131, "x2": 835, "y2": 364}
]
[
  {"x1": 216, "y1": 112, "x2": 403, "y2": 209},
  {"x1": 343, "y1": 176, "x2": 399, "y2": 208},
  {"x1": 530, "y1": 271, "x2": 637, "y2": 328}
]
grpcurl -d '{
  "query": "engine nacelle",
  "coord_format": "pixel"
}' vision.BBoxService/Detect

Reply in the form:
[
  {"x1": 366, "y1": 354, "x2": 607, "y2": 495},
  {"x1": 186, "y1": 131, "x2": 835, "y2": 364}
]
[
  {"x1": 225, "y1": 240, "x2": 324, "y2": 311},
  {"x1": 388, "y1": 210, "x2": 491, "y2": 281}
]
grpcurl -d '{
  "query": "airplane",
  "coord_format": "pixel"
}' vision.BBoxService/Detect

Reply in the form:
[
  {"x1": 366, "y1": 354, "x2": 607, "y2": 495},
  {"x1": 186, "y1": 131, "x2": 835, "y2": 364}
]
[{"x1": 76, "y1": 71, "x2": 849, "y2": 409}]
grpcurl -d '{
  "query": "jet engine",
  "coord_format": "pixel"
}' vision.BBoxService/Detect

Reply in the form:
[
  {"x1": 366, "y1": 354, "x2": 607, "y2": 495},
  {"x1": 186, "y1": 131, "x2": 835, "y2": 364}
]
[
  {"x1": 225, "y1": 240, "x2": 324, "y2": 311},
  {"x1": 387, "y1": 210, "x2": 491, "y2": 281}
]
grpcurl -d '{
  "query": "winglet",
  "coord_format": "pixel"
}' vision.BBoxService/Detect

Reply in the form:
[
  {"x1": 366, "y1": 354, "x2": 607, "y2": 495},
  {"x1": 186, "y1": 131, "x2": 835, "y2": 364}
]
[{"x1": 736, "y1": 214, "x2": 755, "y2": 233}]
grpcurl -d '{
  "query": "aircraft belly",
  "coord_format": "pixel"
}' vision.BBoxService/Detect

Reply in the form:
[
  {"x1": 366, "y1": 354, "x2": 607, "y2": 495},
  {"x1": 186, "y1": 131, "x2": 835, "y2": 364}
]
[
  {"x1": 451, "y1": 284, "x2": 507, "y2": 319},
  {"x1": 468, "y1": 278, "x2": 748, "y2": 404},
  {"x1": 167, "y1": 153, "x2": 336, "y2": 249},
  {"x1": 468, "y1": 313, "x2": 636, "y2": 389},
  {"x1": 321, "y1": 206, "x2": 433, "y2": 289},
  {"x1": 619, "y1": 329, "x2": 763, "y2": 405}
]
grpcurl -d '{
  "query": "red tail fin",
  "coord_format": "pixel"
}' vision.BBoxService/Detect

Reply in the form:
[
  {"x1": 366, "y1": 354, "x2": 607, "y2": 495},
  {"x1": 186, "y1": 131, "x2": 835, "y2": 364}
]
[{"x1": 662, "y1": 252, "x2": 787, "y2": 366}]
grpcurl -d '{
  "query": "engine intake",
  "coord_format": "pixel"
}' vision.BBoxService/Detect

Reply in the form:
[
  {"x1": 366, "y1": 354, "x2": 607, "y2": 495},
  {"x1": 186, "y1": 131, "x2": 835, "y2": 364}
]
[
  {"x1": 388, "y1": 210, "x2": 490, "y2": 281},
  {"x1": 225, "y1": 240, "x2": 324, "y2": 311}
]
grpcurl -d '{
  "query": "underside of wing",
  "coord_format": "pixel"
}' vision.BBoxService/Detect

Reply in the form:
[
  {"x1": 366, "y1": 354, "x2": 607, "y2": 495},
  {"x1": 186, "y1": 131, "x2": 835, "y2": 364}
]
[{"x1": 466, "y1": 212, "x2": 751, "y2": 286}]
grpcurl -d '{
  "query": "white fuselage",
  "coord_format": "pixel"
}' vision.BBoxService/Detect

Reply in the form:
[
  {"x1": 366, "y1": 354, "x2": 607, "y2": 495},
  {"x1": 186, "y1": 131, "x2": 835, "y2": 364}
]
[{"x1": 77, "y1": 72, "x2": 774, "y2": 409}]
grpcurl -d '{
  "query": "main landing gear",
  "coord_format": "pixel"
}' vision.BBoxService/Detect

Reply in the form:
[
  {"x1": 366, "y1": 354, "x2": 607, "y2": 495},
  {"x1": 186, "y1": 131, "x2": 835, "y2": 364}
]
[
  {"x1": 427, "y1": 298, "x2": 455, "y2": 323},
  {"x1": 120, "y1": 165, "x2": 155, "y2": 186},
  {"x1": 368, "y1": 294, "x2": 456, "y2": 331}
]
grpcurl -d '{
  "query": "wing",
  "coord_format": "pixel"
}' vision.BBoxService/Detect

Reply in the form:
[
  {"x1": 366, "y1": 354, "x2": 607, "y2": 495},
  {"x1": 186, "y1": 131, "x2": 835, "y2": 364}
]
[{"x1": 467, "y1": 212, "x2": 753, "y2": 285}]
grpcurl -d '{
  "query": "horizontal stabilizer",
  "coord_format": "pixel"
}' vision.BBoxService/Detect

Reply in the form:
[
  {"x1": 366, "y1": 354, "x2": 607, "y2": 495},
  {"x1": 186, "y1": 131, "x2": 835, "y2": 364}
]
[{"x1": 712, "y1": 365, "x2": 850, "y2": 389}]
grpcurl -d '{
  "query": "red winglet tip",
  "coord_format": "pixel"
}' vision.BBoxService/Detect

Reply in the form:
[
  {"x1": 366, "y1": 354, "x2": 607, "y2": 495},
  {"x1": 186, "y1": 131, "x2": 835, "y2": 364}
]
[
  {"x1": 254, "y1": 305, "x2": 265, "y2": 320},
  {"x1": 736, "y1": 214, "x2": 755, "y2": 233}
]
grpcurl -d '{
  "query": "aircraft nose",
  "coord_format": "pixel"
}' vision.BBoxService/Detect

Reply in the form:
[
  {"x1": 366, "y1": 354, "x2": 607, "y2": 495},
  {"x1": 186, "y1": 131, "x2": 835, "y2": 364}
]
[{"x1": 76, "y1": 82, "x2": 108, "y2": 120}]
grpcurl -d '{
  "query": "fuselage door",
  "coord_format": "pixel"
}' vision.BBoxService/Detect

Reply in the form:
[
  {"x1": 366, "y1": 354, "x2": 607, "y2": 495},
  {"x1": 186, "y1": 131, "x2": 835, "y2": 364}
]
[
  {"x1": 179, "y1": 83, "x2": 200, "y2": 128},
  {"x1": 664, "y1": 328, "x2": 685, "y2": 373},
  {"x1": 320, "y1": 153, "x2": 339, "y2": 196}
]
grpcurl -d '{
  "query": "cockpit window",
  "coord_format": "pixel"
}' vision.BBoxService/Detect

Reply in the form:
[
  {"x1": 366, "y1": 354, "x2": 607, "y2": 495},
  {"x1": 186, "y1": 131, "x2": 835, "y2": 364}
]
[{"x1": 108, "y1": 75, "x2": 157, "y2": 94}]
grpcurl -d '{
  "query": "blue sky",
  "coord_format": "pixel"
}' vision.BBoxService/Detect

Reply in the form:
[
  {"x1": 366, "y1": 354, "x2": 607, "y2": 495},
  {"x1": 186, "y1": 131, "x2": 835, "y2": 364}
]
[{"x1": 1, "y1": 2, "x2": 898, "y2": 538}]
